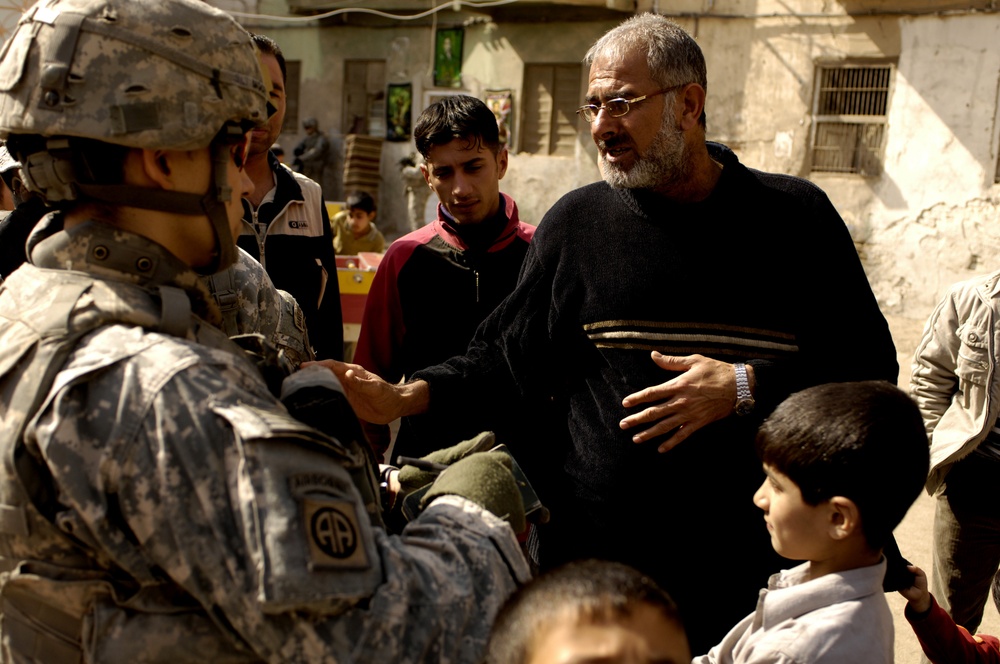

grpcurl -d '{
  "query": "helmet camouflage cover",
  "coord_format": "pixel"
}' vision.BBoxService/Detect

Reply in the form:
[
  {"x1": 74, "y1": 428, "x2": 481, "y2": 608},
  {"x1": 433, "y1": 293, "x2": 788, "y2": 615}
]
[{"x1": 0, "y1": 0, "x2": 267, "y2": 150}]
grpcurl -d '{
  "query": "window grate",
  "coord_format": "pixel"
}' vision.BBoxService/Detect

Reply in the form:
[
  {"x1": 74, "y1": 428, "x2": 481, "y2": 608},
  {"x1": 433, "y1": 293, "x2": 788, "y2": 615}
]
[
  {"x1": 811, "y1": 64, "x2": 892, "y2": 176},
  {"x1": 816, "y1": 66, "x2": 891, "y2": 116}
]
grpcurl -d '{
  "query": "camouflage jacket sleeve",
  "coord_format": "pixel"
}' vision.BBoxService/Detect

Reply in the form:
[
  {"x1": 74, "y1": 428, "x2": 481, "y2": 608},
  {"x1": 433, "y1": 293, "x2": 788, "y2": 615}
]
[
  {"x1": 33, "y1": 327, "x2": 528, "y2": 663},
  {"x1": 206, "y1": 248, "x2": 315, "y2": 366}
]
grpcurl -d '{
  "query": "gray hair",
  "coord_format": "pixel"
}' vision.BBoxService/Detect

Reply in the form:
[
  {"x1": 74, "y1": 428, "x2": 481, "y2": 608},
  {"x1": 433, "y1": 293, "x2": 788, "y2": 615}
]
[{"x1": 584, "y1": 13, "x2": 707, "y2": 91}]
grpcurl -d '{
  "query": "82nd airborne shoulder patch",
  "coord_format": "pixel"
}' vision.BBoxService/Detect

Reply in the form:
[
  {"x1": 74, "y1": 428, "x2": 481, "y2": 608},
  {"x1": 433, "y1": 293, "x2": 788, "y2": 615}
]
[{"x1": 301, "y1": 496, "x2": 370, "y2": 570}]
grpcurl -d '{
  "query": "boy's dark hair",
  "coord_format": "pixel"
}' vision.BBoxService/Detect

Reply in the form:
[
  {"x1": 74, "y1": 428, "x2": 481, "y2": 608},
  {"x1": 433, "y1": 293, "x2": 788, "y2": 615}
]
[
  {"x1": 413, "y1": 95, "x2": 500, "y2": 160},
  {"x1": 251, "y1": 33, "x2": 287, "y2": 85},
  {"x1": 755, "y1": 381, "x2": 929, "y2": 550},
  {"x1": 484, "y1": 560, "x2": 684, "y2": 664},
  {"x1": 346, "y1": 190, "x2": 376, "y2": 214}
]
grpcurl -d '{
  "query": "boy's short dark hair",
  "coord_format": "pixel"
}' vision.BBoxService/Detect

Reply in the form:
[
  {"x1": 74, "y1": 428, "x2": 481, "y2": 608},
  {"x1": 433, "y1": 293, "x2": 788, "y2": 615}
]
[
  {"x1": 484, "y1": 560, "x2": 683, "y2": 664},
  {"x1": 346, "y1": 190, "x2": 376, "y2": 214},
  {"x1": 413, "y1": 95, "x2": 500, "y2": 160},
  {"x1": 251, "y1": 33, "x2": 287, "y2": 85},
  {"x1": 755, "y1": 380, "x2": 929, "y2": 550}
]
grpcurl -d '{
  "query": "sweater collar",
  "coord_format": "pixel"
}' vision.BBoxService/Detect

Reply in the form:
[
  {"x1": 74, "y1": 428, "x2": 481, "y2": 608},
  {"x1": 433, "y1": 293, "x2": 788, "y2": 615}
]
[
  {"x1": 435, "y1": 192, "x2": 520, "y2": 252},
  {"x1": 614, "y1": 141, "x2": 740, "y2": 218}
]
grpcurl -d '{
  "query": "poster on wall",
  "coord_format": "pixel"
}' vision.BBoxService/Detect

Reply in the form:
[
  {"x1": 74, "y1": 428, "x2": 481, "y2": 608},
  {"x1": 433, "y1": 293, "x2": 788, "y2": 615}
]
[
  {"x1": 485, "y1": 89, "x2": 513, "y2": 147},
  {"x1": 434, "y1": 27, "x2": 463, "y2": 88},
  {"x1": 386, "y1": 83, "x2": 412, "y2": 141}
]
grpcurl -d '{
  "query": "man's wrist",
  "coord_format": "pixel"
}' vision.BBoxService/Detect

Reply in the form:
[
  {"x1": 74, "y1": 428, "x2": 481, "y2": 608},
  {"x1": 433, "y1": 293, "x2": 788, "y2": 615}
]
[{"x1": 399, "y1": 379, "x2": 431, "y2": 417}]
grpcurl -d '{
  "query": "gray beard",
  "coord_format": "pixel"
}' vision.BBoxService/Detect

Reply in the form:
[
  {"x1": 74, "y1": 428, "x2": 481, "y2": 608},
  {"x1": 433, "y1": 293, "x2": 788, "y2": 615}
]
[{"x1": 600, "y1": 119, "x2": 688, "y2": 191}]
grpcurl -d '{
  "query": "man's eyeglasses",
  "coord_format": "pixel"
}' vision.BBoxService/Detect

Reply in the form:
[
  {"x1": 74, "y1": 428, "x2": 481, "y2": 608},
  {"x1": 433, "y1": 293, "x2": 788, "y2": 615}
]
[{"x1": 576, "y1": 84, "x2": 686, "y2": 123}]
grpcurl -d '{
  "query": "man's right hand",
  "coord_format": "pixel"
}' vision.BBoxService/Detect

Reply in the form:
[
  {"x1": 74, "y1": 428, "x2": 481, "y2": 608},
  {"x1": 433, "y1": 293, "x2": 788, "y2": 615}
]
[{"x1": 303, "y1": 359, "x2": 430, "y2": 424}]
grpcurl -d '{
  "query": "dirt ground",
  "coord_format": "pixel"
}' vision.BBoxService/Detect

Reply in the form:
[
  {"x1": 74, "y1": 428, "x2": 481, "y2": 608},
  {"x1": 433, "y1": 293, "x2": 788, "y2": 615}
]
[{"x1": 884, "y1": 314, "x2": 1000, "y2": 662}]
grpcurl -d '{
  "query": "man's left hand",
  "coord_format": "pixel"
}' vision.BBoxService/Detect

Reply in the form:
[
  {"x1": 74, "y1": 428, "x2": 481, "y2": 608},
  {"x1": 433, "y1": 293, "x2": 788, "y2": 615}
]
[{"x1": 620, "y1": 353, "x2": 748, "y2": 453}]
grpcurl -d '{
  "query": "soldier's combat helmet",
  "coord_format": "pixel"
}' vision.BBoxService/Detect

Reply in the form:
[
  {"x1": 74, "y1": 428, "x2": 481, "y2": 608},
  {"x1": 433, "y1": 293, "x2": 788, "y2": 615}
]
[{"x1": 0, "y1": 0, "x2": 268, "y2": 273}]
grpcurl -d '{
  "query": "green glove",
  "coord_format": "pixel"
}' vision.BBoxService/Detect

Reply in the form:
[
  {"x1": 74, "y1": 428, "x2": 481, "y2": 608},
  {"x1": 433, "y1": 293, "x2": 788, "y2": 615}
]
[
  {"x1": 397, "y1": 431, "x2": 496, "y2": 493},
  {"x1": 420, "y1": 451, "x2": 526, "y2": 534}
]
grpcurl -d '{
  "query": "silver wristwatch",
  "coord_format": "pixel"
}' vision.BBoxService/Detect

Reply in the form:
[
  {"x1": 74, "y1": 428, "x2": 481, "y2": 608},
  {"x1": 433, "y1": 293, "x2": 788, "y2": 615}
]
[{"x1": 734, "y1": 362, "x2": 755, "y2": 416}]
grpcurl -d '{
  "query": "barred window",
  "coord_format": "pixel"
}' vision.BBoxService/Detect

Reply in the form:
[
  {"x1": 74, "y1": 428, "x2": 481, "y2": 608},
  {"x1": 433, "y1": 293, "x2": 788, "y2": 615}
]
[
  {"x1": 810, "y1": 64, "x2": 892, "y2": 177},
  {"x1": 521, "y1": 63, "x2": 582, "y2": 157}
]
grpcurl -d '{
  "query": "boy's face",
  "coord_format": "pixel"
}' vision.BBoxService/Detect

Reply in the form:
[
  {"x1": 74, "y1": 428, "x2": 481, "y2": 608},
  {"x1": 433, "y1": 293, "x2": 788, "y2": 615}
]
[
  {"x1": 527, "y1": 604, "x2": 690, "y2": 664},
  {"x1": 420, "y1": 138, "x2": 508, "y2": 225},
  {"x1": 348, "y1": 208, "x2": 376, "y2": 235},
  {"x1": 753, "y1": 464, "x2": 831, "y2": 562}
]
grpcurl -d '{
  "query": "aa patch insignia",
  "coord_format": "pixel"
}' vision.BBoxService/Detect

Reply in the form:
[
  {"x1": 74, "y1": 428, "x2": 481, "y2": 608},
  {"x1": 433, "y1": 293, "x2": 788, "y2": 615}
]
[{"x1": 302, "y1": 497, "x2": 369, "y2": 569}]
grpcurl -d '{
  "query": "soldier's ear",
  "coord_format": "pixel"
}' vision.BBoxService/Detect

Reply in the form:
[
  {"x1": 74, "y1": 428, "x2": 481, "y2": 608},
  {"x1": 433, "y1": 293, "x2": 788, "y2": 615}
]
[
  {"x1": 137, "y1": 148, "x2": 202, "y2": 192},
  {"x1": 136, "y1": 148, "x2": 173, "y2": 189}
]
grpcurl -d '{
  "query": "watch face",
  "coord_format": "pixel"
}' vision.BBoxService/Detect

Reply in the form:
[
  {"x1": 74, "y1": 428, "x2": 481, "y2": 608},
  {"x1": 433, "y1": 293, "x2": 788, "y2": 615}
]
[{"x1": 735, "y1": 398, "x2": 755, "y2": 417}]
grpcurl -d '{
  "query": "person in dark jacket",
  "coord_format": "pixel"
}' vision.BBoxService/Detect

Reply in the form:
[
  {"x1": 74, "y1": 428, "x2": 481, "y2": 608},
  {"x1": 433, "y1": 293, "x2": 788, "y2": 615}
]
[
  {"x1": 238, "y1": 35, "x2": 342, "y2": 360},
  {"x1": 353, "y1": 95, "x2": 535, "y2": 462}
]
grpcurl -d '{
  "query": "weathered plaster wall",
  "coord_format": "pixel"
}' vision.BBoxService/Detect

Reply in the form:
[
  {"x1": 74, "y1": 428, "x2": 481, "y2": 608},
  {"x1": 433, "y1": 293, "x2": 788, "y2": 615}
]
[
  {"x1": 862, "y1": 15, "x2": 1000, "y2": 317},
  {"x1": 241, "y1": 16, "x2": 617, "y2": 238},
  {"x1": 236, "y1": 19, "x2": 433, "y2": 237},
  {"x1": 461, "y1": 20, "x2": 616, "y2": 225},
  {"x1": 657, "y1": 8, "x2": 1000, "y2": 320},
  {"x1": 241, "y1": 5, "x2": 1000, "y2": 322}
]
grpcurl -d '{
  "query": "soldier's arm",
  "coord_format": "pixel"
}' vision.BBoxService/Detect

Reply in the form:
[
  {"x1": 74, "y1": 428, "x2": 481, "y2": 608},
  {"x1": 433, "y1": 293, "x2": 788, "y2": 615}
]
[{"x1": 41, "y1": 356, "x2": 527, "y2": 662}]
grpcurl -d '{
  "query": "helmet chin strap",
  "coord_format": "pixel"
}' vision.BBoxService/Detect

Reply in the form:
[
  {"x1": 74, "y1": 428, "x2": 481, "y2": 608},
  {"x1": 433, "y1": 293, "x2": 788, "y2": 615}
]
[
  {"x1": 201, "y1": 138, "x2": 238, "y2": 275},
  {"x1": 73, "y1": 138, "x2": 238, "y2": 275}
]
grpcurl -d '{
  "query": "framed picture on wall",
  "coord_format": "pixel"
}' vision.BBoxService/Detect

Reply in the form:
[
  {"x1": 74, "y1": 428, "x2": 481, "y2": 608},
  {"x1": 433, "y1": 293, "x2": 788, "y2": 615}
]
[
  {"x1": 485, "y1": 89, "x2": 513, "y2": 147},
  {"x1": 386, "y1": 83, "x2": 412, "y2": 141},
  {"x1": 434, "y1": 28, "x2": 463, "y2": 88}
]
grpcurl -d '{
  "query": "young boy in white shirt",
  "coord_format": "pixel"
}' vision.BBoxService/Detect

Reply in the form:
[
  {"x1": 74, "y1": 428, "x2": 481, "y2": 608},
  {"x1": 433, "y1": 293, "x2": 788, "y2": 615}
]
[{"x1": 695, "y1": 381, "x2": 930, "y2": 664}]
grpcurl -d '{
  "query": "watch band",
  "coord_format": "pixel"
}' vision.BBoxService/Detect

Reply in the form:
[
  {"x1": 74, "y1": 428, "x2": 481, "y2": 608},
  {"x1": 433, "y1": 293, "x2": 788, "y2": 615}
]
[
  {"x1": 735, "y1": 363, "x2": 751, "y2": 400},
  {"x1": 734, "y1": 362, "x2": 755, "y2": 416}
]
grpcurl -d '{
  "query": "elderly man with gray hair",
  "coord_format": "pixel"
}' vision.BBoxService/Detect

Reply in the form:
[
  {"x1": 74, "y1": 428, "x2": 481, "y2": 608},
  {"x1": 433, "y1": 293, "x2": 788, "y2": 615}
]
[{"x1": 321, "y1": 13, "x2": 897, "y2": 652}]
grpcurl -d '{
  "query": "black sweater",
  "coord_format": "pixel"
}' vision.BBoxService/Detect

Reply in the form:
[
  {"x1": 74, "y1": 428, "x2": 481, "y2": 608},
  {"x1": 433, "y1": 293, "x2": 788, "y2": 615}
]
[{"x1": 414, "y1": 143, "x2": 897, "y2": 651}]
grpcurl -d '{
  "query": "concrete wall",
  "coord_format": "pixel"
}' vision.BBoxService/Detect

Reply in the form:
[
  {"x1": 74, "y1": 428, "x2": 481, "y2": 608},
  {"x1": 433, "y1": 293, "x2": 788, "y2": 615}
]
[
  {"x1": 862, "y1": 15, "x2": 1000, "y2": 317},
  {"x1": 239, "y1": 3, "x2": 1000, "y2": 323},
  {"x1": 238, "y1": 13, "x2": 618, "y2": 238},
  {"x1": 632, "y1": 5, "x2": 1000, "y2": 321},
  {"x1": 461, "y1": 20, "x2": 617, "y2": 224}
]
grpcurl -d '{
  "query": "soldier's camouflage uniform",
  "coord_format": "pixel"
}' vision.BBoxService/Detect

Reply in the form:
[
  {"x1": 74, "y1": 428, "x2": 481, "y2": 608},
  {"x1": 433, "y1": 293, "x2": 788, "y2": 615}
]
[
  {"x1": 0, "y1": 217, "x2": 530, "y2": 662},
  {"x1": 0, "y1": 0, "x2": 529, "y2": 659},
  {"x1": 205, "y1": 248, "x2": 315, "y2": 368}
]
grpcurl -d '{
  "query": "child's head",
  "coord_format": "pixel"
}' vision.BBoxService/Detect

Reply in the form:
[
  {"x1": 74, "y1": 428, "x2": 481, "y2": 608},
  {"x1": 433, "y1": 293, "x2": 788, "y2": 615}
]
[
  {"x1": 346, "y1": 190, "x2": 376, "y2": 235},
  {"x1": 754, "y1": 381, "x2": 929, "y2": 559},
  {"x1": 485, "y1": 560, "x2": 690, "y2": 664}
]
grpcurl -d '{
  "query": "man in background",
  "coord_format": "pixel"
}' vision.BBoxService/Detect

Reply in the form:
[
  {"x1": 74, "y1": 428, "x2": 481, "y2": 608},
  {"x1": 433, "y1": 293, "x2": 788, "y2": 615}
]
[
  {"x1": 238, "y1": 35, "x2": 343, "y2": 360},
  {"x1": 294, "y1": 116, "x2": 331, "y2": 185}
]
